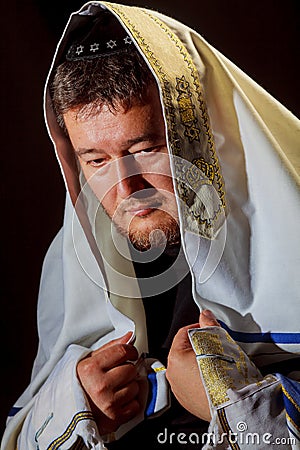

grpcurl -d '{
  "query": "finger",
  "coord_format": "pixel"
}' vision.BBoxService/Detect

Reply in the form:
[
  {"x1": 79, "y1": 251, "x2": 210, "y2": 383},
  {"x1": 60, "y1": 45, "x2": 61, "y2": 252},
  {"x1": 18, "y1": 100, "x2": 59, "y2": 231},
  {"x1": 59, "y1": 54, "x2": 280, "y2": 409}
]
[
  {"x1": 113, "y1": 380, "x2": 139, "y2": 407},
  {"x1": 108, "y1": 362, "x2": 138, "y2": 389},
  {"x1": 199, "y1": 309, "x2": 220, "y2": 328},
  {"x1": 107, "y1": 396, "x2": 141, "y2": 422},
  {"x1": 102, "y1": 395, "x2": 141, "y2": 423},
  {"x1": 171, "y1": 322, "x2": 199, "y2": 351},
  {"x1": 120, "y1": 398, "x2": 141, "y2": 419},
  {"x1": 99, "y1": 344, "x2": 139, "y2": 371}
]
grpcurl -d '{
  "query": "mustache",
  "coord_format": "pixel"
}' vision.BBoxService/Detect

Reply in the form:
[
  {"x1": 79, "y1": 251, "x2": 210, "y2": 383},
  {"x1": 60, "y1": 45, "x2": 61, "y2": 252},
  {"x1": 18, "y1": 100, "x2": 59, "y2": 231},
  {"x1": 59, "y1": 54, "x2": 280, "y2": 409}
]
[{"x1": 119, "y1": 189, "x2": 166, "y2": 211}]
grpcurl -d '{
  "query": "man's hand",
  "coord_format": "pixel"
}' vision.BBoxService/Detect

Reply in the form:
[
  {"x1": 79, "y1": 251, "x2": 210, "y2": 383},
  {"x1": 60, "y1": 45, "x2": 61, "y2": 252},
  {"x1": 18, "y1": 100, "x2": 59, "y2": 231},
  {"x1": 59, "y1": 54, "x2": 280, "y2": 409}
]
[
  {"x1": 166, "y1": 310, "x2": 220, "y2": 422},
  {"x1": 77, "y1": 332, "x2": 141, "y2": 435}
]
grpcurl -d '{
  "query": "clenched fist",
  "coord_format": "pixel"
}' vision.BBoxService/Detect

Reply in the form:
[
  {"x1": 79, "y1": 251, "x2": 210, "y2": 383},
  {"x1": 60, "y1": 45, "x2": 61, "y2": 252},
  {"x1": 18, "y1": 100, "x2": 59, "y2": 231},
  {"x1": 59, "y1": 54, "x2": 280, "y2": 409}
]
[
  {"x1": 166, "y1": 310, "x2": 220, "y2": 422},
  {"x1": 77, "y1": 331, "x2": 141, "y2": 435}
]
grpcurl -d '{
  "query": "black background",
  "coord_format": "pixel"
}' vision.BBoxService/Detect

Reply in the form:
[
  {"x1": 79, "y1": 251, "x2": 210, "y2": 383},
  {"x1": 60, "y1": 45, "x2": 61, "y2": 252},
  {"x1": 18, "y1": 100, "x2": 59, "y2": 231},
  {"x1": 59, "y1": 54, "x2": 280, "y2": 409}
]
[{"x1": 1, "y1": 0, "x2": 299, "y2": 437}]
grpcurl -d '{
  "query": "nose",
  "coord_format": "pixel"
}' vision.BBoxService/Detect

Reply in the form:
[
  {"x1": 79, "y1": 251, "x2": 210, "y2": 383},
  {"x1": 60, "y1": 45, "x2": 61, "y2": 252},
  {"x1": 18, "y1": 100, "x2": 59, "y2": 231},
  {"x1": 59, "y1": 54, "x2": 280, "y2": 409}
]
[{"x1": 115, "y1": 155, "x2": 146, "y2": 199}]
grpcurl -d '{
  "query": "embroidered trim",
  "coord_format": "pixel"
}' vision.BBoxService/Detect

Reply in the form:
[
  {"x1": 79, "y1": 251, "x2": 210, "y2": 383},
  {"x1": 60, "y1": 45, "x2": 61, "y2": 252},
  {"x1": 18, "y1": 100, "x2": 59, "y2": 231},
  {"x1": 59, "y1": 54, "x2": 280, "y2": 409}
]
[
  {"x1": 190, "y1": 328, "x2": 263, "y2": 407},
  {"x1": 104, "y1": 3, "x2": 226, "y2": 235},
  {"x1": 46, "y1": 411, "x2": 94, "y2": 450},
  {"x1": 217, "y1": 409, "x2": 241, "y2": 450},
  {"x1": 192, "y1": 331, "x2": 233, "y2": 406},
  {"x1": 286, "y1": 413, "x2": 300, "y2": 433},
  {"x1": 282, "y1": 386, "x2": 300, "y2": 414},
  {"x1": 287, "y1": 423, "x2": 300, "y2": 441},
  {"x1": 192, "y1": 157, "x2": 215, "y2": 184},
  {"x1": 175, "y1": 76, "x2": 201, "y2": 143},
  {"x1": 71, "y1": 436, "x2": 87, "y2": 449},
  {"x1": 142, "y1": 11, "x2": 226, "y2": 210},
  {"x1": 282, "y1": 386, "x2": 300, "y2": 432}
]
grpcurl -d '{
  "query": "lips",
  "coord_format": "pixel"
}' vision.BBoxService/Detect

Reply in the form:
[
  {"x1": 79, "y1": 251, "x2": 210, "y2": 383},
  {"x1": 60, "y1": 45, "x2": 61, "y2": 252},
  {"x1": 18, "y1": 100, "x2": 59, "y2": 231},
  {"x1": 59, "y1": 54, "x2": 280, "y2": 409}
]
[
  {"x1": 128, "y1": 207, "x2": 156, "y2": 217},
  {"x1": 126, "y1": 200, "x2": 162, "y2": 217}
]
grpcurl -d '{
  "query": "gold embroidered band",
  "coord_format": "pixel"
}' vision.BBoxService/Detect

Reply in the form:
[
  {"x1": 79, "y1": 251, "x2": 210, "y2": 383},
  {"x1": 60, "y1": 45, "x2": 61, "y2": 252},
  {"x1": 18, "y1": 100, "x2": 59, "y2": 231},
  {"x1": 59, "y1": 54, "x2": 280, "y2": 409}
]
[{"x1": 103, "y1": 2, "x2": 226, "y2": 239}]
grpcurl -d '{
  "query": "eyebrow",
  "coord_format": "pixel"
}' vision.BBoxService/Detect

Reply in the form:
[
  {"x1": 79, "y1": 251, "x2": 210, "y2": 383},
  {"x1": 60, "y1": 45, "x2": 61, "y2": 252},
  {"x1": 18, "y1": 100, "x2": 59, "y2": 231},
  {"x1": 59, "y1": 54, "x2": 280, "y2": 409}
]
[{"x1": 75, "y1": 132, "x2": 165, "y2": 156}]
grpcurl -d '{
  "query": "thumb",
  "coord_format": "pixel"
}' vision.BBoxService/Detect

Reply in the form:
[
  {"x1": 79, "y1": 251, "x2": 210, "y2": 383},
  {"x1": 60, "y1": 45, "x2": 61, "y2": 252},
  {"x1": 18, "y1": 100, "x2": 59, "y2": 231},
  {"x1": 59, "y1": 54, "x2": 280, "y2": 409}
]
[
  {"x1": 199, "y1": 310, "x2": 220, "y2": 328},
  {"x1": 93, "y1": 331, "x2": 134, "y2": 354},
  {"x1": 172, "y1": 323, "x2": 199, "y2": 352},
  {"x1": 116, "y1": 331, "x2": 135, "y2": 344},
  {"x1": 107, "y1": 331, "x2": 134, "y2": 346}
]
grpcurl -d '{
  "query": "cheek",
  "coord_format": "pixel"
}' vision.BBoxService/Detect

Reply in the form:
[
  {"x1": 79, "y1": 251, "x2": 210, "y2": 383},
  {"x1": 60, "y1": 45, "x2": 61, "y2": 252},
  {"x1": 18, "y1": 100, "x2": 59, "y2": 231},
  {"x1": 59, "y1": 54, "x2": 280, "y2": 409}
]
[
  {"x1": 100, "y1": 192, "x2": 115, "y2": 216},
  {"x1": 81, "y1": 164, "x2": 114, "y2": 200},
  {"x1": 93, "y1": 184, "x2": 118, "y2": 216},
  {"x1": 145, "y1": 173, "x2": 175, "y2": 193},
  {"x1": 80, "y1": 165, "x2": 117, "y2": 212}
]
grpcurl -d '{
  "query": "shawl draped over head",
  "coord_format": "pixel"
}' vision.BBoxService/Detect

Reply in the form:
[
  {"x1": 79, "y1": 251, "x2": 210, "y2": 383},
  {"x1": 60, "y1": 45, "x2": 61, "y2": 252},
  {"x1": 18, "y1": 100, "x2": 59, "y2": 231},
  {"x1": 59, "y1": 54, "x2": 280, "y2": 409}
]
[{"x1": 2, "y1": 1, "x2": 299, "y2": 448}]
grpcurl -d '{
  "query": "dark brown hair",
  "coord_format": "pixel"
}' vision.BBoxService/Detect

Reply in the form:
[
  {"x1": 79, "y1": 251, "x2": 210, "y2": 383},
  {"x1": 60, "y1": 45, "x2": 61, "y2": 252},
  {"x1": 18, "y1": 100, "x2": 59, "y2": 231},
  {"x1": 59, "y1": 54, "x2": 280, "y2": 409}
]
[{"x1": 51, "y1": 49, "x2": 155, "y2": 132}]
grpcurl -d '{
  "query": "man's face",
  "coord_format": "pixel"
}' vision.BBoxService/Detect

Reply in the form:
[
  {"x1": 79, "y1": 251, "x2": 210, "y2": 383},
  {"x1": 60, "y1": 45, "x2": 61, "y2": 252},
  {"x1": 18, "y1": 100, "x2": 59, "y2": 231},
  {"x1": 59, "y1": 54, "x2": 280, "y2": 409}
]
[{"x1": 63, "y1": 86, "x2": 179, "y2": 251}]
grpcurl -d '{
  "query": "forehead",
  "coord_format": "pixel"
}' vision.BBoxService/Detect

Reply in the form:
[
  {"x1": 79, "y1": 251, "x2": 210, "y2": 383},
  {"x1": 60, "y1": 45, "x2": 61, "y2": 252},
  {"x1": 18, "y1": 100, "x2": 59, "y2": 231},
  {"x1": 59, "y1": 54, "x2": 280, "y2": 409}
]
[{"x1": 64, "y1": 88, "x2": 165, "y2": 148}]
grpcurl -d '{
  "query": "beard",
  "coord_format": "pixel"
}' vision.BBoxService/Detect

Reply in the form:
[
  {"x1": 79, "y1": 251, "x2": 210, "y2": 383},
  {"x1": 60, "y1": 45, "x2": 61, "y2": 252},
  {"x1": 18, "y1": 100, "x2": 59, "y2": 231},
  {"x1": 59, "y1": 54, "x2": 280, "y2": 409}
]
[
  {"x1": 127, "y1": 213, "x2": 180, "y2": 251},
  {"x1": 102, "y1": 190, "x2": 180, "y2": 252}
]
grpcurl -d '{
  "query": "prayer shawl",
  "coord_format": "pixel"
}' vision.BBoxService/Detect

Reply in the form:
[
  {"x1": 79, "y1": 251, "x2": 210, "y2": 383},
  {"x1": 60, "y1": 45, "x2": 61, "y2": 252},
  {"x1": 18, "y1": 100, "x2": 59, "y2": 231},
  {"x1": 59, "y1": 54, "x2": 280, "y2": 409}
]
[{"x1": 2, "y1": 2, "x2": 299, "y2": 449}]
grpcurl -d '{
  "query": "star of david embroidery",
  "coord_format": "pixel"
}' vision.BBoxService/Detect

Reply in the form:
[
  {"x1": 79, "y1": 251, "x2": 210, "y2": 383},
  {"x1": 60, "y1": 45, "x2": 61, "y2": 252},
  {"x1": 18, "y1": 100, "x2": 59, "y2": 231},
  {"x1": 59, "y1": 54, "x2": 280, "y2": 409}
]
[
  {"x1": 124, "y1": 36, "x2": 132, "y2": 45},
  {"x1": 106, "y1": 40, "x2": 117, "y2": 49},
  {"x1": 90, "y1": 43, "x2": 99, "y2": 52},
  {"x1": 76, "y1": 45, "x2": 84, "y2": 55}
]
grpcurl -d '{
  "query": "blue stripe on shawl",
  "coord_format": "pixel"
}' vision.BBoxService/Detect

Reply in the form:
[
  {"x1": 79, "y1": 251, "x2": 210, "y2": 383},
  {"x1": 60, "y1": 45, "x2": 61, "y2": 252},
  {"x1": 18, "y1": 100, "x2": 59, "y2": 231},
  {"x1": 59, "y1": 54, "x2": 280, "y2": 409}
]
[
  {"x1": 146, "y1": 372, "x2": 158, "y2": 417},
  {"x1": 8, "y1": 406, "x2": 22, "y2": 417},
  {"x1": 276, "y1": 374, "x2": 300, "y2": 435},
  {"x1": 219, "y1": 321, "x2": 300, "y2": 344}
]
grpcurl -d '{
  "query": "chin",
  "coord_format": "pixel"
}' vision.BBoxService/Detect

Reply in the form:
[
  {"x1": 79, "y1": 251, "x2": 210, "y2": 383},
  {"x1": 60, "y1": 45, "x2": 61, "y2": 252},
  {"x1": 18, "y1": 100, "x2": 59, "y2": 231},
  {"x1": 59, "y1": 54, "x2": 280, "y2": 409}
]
[
  {"x1": 128, "y1": 217, "x2": 180, "y2": 252},
  {"x1": 108, "y1": 207, "x2": 180, "y2": 251}
]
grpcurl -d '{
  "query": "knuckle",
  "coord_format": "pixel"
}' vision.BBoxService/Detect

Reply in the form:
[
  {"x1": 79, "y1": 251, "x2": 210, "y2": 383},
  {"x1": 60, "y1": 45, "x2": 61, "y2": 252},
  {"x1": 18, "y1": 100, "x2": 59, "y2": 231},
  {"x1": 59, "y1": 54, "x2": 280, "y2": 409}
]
[
  {"x1": 119, "y1": 382, "x2": 139, "y2": 402},
  {"x1": 124, "y1": 399, "x2": 140, "y2": 417},
  {"x1": 105, "y1": 405, "x2": 118, "y2": 421},
  {"x1": 94, "y1": 385, "x2": 105, "y2": 399},
  {"x1": 124, "y1": 362, "x2": 137, "y2": 378},
  {"x1": 100, "y1": 395, "x2": 114, "y2": 413},
  {"x1": 77, "y1": 359, "x2": 94, "y2": 381},
  {"x1": 92, "y1": 378, "x2": 112, "y2": 400},
  {"x1": 98, "y1": 378, "x2": 112, "y2": 395},
  {"x1": 116, "y1": 344, "x2": 128, "y2": 360}
]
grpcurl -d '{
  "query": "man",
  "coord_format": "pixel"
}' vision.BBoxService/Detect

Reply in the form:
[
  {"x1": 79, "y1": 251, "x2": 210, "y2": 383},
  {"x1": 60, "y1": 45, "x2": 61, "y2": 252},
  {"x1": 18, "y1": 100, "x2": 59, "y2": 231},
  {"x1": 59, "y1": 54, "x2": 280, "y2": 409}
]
[
  {"x1": 52, "y1": 35, "x2": 204, "y2": 443},
  {"x1": 2, "y1": 2, "x2": 300, "y2": 449}
]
